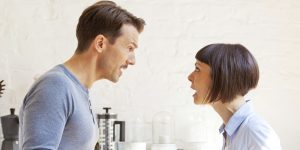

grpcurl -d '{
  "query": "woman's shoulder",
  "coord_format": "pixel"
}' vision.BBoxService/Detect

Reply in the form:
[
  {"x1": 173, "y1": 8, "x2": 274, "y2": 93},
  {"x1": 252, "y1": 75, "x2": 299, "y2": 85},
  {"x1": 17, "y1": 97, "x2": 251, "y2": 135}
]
[
  {"x1": 242, "y1": 114, "x2": 275, "y2": 135},
  {"x1": 240, "y1": 114, "x2": 281, "y2": 149}
]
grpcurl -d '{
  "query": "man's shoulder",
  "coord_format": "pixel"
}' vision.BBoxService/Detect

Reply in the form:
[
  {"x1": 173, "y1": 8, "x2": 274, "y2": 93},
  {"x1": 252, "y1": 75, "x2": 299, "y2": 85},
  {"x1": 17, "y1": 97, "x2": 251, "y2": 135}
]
[
  {"x1": 37, "y1": 65, "x2": 72, "y2": 87},
  {"x1": 25, "y1": 65, "x2": 73, "y2": 97},
  {"x1": 23, "y1": 65, "x2": 74, "y2": 105}
]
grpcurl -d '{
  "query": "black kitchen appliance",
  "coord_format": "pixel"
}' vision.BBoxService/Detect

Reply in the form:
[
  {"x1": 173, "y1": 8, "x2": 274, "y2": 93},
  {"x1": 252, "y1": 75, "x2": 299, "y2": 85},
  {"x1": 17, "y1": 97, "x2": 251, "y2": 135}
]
[
  {"x1": 1, "y1": 108, "x2": 19, "y2": 150},
  {"x1": 96, "y1": 107, "x2": 125, "y2": 150}
]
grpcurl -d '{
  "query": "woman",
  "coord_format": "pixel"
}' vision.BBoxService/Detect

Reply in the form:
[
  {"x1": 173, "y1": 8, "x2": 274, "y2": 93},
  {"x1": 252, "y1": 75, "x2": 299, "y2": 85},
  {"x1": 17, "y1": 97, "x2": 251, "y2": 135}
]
[{"x1": 188, "y1": 44, "x2": 281, "y2": 150}]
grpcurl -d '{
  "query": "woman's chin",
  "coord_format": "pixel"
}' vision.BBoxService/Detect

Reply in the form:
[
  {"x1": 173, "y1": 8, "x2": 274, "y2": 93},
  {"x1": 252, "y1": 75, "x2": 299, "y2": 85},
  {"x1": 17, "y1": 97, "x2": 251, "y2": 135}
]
[
  {"x1": 194, "y1": 96, "x2": 208, "y2": 105},
  {"x1": 193, "y1": 97, "x2": 202, "y2": 105}
]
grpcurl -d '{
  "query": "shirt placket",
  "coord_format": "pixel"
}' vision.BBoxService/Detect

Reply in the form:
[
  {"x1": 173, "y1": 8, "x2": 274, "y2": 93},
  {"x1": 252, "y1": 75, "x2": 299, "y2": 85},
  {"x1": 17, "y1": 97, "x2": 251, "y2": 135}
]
[
  {"x1": 222, "y1": 131, "x2": 230, "y2": 150},
  {"x1": 87, "y1": 95, "x2": 95, "y2": 124}
]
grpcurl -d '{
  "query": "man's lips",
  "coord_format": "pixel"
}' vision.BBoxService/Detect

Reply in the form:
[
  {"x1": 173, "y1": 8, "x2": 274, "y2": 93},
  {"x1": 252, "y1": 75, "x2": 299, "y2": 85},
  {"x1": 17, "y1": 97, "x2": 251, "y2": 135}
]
[
  {"x1": 121, "y1": 64, "x2": 128, "y2": 70},
  {"x1": 119, "y1": 65, "x2": 128, "y2": 76}
]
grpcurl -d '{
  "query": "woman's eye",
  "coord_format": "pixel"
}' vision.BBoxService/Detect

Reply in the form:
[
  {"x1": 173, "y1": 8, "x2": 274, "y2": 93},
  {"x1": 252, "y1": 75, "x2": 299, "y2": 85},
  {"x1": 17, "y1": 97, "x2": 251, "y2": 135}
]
[{"x1": 195, "y1": 67, "x2": 200, "y2": 72}]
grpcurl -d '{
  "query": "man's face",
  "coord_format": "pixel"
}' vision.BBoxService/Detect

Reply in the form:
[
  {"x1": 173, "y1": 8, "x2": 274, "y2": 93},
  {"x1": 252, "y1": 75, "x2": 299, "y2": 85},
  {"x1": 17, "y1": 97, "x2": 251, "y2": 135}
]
[{"x1": 99, "y1": 24, "x2": 139, "y2": 82}]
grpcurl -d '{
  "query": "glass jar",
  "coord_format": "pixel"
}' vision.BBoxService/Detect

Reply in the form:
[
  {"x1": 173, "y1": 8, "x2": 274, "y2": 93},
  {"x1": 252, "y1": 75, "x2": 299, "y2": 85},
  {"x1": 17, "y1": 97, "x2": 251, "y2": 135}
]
[{"x1": 152, "y1": 111, "x2": 175, "y2": 144}]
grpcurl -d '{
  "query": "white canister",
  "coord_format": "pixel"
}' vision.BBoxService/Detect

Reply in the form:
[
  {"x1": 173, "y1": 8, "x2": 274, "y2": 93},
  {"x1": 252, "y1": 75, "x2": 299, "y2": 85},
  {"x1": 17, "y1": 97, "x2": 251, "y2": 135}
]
[
  {"x1": 184, "y1": 142, "x2": 206, "y2": 150},
  {"x1": 117, "y1": 142, "x2": 146, "y2": 150},
  {"x1": 151, "y1": 143, "x2": 177, "y2": 150}
]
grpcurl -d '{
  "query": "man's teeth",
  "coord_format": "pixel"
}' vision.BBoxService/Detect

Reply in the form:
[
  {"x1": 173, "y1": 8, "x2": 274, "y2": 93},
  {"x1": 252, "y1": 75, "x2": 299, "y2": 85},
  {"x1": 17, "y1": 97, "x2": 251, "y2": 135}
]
[{"x1": 121, "y1": 67, "x2": 126, "y2": 72}]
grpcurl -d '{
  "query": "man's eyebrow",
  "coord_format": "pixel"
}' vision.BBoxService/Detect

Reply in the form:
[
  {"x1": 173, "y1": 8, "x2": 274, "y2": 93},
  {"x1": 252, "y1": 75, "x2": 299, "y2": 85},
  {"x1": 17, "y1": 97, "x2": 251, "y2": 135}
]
[{"x1": 131, "y1": 42, "x2": 138, "y2": 48}]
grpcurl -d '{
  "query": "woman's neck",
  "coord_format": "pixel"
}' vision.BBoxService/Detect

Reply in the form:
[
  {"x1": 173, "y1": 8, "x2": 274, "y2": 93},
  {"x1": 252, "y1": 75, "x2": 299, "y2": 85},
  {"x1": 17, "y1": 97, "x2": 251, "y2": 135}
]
[{"x1": 211, "y1": 96, "x2": 245, "y2": 124}]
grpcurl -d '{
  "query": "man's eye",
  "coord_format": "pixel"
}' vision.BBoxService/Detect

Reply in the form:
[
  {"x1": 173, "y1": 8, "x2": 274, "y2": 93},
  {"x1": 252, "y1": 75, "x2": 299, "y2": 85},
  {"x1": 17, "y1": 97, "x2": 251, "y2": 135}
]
[{"x1": 195, "y1": 67, "x2": 200, "y2": 72}]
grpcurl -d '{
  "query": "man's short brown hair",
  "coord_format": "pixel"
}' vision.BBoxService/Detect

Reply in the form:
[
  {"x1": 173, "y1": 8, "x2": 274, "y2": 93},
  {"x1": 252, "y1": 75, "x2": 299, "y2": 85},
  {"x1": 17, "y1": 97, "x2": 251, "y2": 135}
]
[
  {"x1": 196, "y1": 44, "x2": 259, "y2": 103},
  {"x1": 75, "y1": 1, "x2": 145, "y2": 53}
]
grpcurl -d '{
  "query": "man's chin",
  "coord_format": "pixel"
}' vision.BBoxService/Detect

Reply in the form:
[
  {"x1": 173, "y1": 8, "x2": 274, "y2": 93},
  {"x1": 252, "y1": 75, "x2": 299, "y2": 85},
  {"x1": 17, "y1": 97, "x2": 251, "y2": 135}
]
[
  {"x1": 106, "y1": 71, "x2": 122, "y2": 83},
  {"x1": 107, "y1": 76, "x2": 120, "y2": 83}
]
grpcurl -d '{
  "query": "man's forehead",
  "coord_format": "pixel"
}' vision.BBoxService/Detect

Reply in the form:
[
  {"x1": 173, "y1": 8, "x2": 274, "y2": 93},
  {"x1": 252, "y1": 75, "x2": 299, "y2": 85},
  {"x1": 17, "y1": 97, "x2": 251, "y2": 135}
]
[{"x1": 119, "y1": 24, "x2": 139, "y2": 46}]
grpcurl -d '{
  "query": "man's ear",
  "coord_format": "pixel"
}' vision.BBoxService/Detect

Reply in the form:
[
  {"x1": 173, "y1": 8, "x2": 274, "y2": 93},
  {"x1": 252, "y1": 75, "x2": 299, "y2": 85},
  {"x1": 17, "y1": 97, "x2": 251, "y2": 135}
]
[{"x1": 94, "y1": 34, "x2": 106, "y2": 53}]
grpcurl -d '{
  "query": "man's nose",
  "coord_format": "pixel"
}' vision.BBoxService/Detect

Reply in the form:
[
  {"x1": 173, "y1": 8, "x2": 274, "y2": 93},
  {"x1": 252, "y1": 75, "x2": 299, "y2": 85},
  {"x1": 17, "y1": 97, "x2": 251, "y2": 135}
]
[{"x1": 127, "y1": 54, "x2": 135, "y2": 65}]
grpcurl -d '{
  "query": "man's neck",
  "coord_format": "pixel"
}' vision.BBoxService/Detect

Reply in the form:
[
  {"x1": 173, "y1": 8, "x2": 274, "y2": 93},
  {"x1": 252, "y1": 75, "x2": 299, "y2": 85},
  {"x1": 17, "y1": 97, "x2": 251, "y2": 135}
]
[
  {"x1": 63, "y1": 52, "x2": 98, "y2": 89},
  {"x1": 211, "y1": 96, "x2": 245, "y2": 125}
]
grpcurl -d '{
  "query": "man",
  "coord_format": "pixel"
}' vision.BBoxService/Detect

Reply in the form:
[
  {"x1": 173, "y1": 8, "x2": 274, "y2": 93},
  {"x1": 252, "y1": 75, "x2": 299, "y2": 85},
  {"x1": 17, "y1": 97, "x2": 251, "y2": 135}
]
[{"x1": 19, "y1": 1, "x2": 145, "y2": 149}]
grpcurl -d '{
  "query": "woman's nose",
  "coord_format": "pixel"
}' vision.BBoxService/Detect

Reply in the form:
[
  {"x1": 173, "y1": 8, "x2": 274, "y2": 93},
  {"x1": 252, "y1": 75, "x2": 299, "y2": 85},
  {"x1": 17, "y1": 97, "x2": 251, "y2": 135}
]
[{"x1": 188, "y1": 73, "x2": 193, "y2": 82}]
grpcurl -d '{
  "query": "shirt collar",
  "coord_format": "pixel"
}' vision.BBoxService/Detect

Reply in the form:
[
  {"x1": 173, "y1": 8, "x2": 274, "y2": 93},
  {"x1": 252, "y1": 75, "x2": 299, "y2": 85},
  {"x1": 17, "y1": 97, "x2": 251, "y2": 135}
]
[
  {"x1": 58, "y1": 64, "x2": 89, "y2": 94},
  {"x1": 219, "y1": 100, "x2": 254, "y2": 137}
]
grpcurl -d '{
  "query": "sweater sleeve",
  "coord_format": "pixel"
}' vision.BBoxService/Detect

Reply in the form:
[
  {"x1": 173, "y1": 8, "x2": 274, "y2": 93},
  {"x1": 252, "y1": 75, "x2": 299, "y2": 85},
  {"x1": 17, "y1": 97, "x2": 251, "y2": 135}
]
[{"x1": 20, "y1": 74, "x2": 73, "y2": 150}]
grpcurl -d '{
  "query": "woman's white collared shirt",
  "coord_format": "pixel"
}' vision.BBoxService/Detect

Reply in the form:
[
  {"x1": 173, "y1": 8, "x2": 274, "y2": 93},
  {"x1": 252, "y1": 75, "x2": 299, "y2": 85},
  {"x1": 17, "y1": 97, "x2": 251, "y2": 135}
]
[{"x1": 219, "y1": 101, "x2": 281, "y2": 150}]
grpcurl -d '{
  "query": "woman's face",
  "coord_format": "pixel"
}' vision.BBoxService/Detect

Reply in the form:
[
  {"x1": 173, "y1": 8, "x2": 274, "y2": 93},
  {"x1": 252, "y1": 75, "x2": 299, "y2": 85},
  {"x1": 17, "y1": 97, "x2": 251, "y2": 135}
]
[{"x1": 188, "y1": 60, "x2": 212, "y2": 104}]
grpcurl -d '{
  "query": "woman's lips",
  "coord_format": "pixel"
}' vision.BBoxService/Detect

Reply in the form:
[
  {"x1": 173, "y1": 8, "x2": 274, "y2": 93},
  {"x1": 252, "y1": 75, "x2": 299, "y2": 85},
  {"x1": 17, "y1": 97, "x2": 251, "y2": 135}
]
[{"x1": 193, "y1": 92, "x2": 197, "y2": 98}]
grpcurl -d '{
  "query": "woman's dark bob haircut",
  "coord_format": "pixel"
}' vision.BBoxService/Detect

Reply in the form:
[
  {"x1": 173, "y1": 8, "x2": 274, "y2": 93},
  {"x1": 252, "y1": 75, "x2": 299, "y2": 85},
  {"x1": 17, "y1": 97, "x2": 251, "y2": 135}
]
[{"x1": 196, "y1": 43, "x2": 259, "y2": 103}]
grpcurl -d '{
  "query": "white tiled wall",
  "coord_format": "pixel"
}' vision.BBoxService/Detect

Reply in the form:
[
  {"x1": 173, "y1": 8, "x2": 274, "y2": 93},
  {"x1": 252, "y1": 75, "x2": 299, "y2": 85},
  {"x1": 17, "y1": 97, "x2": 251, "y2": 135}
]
[{"x1": 1, "y1": 0, "x2": 300, "y2": 149}]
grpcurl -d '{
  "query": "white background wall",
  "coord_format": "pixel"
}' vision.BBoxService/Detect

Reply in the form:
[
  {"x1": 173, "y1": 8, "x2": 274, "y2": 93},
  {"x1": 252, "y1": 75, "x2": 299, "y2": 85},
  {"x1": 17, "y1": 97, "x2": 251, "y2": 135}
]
[{"x1": 0, "y1": 0, "x2": 300, "y2": 149}]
